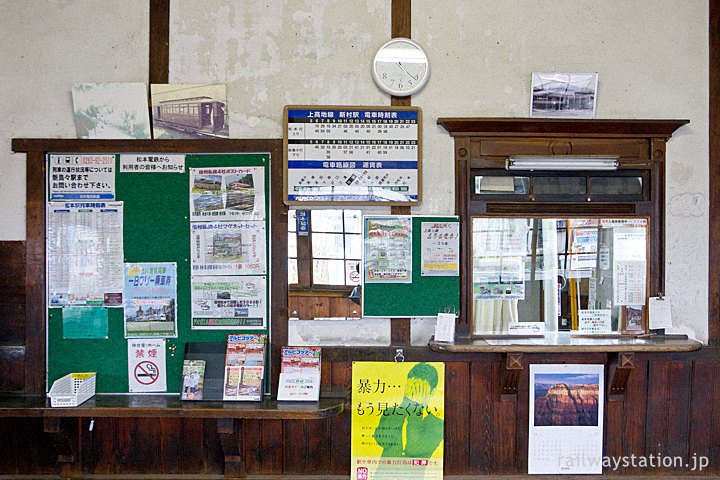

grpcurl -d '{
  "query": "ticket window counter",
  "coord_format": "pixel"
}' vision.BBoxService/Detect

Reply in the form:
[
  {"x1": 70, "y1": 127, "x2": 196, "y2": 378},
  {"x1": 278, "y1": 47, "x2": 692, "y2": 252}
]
[{"x1": 437, "y1": 117, "x2": 689, "y2": 341}]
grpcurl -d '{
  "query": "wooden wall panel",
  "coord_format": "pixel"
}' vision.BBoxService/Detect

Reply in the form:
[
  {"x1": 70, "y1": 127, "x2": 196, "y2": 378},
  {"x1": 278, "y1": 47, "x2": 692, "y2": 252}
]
[
  {"x1": 444, "y1": 361, "x2": 470, "y2": 474},
  {"x1": 0, "y1": 240, "x2": 26, "y2": 349},
  {"x1": 468, "y1": 360, "x2": 492, "y2": 474},
  {"x1": 330, "y1": 360, "x2": 352, "y2": 475},
  {"x1": 689, "y1": 360, "x2": 720, "y2": 475}
]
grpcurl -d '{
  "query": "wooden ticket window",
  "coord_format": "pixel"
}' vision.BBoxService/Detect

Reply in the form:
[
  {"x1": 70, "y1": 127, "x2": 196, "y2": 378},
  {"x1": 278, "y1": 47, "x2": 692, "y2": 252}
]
[{"x1": 437, "y1": 118, "x2": 688, "y2": 338}]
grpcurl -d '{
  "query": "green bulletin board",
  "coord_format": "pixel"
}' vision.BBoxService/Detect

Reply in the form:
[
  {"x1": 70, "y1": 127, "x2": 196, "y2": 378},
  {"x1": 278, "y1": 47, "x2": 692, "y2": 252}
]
[
  {"x1": 362, "y1": 216, "x2": 460, "y2": 318},
  {"x1": 47, "y1": 153, "x2": 270, "y2": 393}
]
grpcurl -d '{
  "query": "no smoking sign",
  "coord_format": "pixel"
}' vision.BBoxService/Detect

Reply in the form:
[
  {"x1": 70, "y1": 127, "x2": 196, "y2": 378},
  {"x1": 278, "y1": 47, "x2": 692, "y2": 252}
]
[{"x1": 128, "y1": 339, "x2": 167, "y2": 392}]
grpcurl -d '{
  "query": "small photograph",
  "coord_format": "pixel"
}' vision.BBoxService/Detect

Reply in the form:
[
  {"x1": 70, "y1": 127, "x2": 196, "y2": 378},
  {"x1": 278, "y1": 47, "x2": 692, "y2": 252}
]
[
  {"x1": 193, "y1": 174, "x2": 222, "y2": 192},
  {"x1": 193, "y1": 194, "x2": 224, "y2": 213},
  {"x1": 151, "y1": 84, "x2": 228, "y2": 139},
  {"x1": 530, "y1": 72, "x2": 598, "y2": 119},
  {"x1": 181, "y1": 360, "x2": 205, "y2": 401},
  {"x1": 622, "y1": 305, "x2": 645, "y2": 333},
  {"x1": 534, "y1": 372, "x2": 600, "y2": 426},
  {"x1": 212, "y1": 233, "x2": 244, "y2": 261},
  {"x1": 72, "y1": 83, "x2": 151, "y2": 139}
]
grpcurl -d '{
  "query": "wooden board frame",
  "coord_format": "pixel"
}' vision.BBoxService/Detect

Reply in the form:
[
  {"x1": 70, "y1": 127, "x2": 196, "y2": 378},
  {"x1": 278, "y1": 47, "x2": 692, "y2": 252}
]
[{"x1": 283, "y1": 105, "x2": 422, "y2": 206}]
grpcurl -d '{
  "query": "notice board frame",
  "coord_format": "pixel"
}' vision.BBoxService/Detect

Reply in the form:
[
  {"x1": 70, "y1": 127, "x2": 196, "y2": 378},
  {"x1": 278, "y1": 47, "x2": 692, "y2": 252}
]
[
  {"x1": 283, "y1": 105, "x2": 422, "y2": 206},
  {"x1": 362, "y1": 215, "x2": 460, "y2": 318},
  {"x1": 11, "y1": 138, "x2": 287, "y2": 396}
]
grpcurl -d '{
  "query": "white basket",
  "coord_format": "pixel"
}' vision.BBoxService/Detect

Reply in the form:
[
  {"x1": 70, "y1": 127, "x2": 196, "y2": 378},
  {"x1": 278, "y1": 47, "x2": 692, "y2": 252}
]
[{"x1": 48, "y1": 372, "x2": 96, "y2": 407}]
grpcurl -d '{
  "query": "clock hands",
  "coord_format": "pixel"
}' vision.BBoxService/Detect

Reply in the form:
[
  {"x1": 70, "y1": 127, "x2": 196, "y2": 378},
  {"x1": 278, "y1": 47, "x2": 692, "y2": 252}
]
[{"x1": 396, "y1": 62, "x2": 418, "y2": 80}]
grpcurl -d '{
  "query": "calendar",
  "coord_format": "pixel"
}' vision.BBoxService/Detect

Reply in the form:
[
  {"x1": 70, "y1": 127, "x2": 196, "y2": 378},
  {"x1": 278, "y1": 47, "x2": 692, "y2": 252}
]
[
  {"x1": 284, "y1": 106, "x2": 421, "y2": 205},
  {"x1": 528, "y1": 364, "x2": 604, "y2": 474}
]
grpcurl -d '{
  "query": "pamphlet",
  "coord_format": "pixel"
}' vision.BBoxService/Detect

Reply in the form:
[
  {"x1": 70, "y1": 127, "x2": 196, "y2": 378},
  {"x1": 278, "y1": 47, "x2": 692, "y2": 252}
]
[
  {"x1": 278, "y1": 347, "x2": 322, "y2": 401},
  {"x1": 181, "y1": 360, "x2": 206, "y2": 400},
  {"x1": 222, "y1": 334, "x2": 266, "y2": 401}
]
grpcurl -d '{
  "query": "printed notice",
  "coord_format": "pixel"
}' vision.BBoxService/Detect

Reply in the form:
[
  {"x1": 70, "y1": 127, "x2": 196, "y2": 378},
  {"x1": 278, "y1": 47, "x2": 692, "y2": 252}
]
[
  {"x1": 120, "y1": 153, "x2": 185, "y2": 173},
  {"x1": 123, "y1": 263, "x2": 178, "y2": 338},
  {"x1": 364, "y1": 216, "x2": 412, "y2": 283},
  {"x1": 613, "y1": 228, "x2": 647, "y2": 305},
  {"x1": 127, "y1": 338, "x2": 167, "y2": 393},
  {"x1": 577, "y1": 309, "x2": 612, "y2": 334},
  {"x1": 191, "y1": 276, "x2": 267, "y2": 329},
  {"x1": 190, "y1": 166, "x2": 265, "y2": 222},
  {"x1": 48, "y1": 154, "x2": 115, "y2": 200},
  {"x1": 421, "y1": 221, "x2": 459, "y2": 276},
  {"x1": 47, "y1": 202, "x2": 124, "y2": 306},
  {"x1": 190, "y1": 221, "x2": 266, "y2": 275}
]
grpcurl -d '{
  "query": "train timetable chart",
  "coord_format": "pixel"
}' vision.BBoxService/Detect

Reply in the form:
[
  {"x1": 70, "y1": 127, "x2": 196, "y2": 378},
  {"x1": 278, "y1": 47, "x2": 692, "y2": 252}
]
[{"x1": 284, "y1": 106, "x2": 421, "y2": 205}]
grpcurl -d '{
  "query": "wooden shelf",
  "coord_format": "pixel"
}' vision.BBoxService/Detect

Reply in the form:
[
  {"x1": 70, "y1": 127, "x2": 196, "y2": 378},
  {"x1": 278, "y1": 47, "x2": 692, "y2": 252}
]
[{"x1": 0, "y1": 394, "x2": 345, "y2": 419}]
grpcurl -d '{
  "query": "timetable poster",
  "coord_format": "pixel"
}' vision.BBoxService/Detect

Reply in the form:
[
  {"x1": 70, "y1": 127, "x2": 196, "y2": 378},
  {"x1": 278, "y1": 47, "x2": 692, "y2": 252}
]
[
  {"x1": 528, "y1": 364, "x2": 604, "y2": 474},
  {"x1": 351, "y1": 362, "x2": 444, "y2": 480},
  {"x1": 47, "y1": 202, "x2": 124, "y2": 306},
  {"x1": 123, "y1": 262, "x2": 177, "y2": 338},
  {"x1": 364, "y1": 216, "x2": 412, "y2": 283},
  {"x1": 190, "y1": 275, "x2": 266, "y2": 329},
  {"x1": 612, "y1": 227, "x2": 647, "y2": 305},
  {"x1": 285, "y1": 106, "x2": 420, "y2": 204},
  {"x1": 189, "y1": 166, "x2": 265, "y2": 222},
  {"x1": 190, "y1": 221, "x2": 266, "y2": 275}
]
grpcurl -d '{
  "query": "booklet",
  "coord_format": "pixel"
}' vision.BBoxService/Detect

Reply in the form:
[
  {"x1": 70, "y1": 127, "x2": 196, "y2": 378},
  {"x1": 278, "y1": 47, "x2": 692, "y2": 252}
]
[
  {"x1": 181, "y1": 359, "x2": 206, "y2": 400},
  {"x1": 277, "y1": 347, "x2": 321, "y2": 402},
  {"x1": 222, "y1": 334, "x2": 266, "y2": 401}
]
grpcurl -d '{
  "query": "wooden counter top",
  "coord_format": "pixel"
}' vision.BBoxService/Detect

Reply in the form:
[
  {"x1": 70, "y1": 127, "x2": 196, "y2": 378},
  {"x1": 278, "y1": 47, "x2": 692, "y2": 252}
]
[
  {"x1": 429, "y1": 332, "x2": 703, "y2": 353},
  {"x1": 0, "y1": 394, "x2": 345, "y2": 419}
]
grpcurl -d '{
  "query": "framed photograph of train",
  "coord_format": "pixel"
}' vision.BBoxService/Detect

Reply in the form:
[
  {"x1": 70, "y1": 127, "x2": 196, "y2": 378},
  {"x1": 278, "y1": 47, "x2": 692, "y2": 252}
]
[
  {"x1": 151, "y1": 84, "x2": 229, "y2": 139},
  {"x1": 283, "y1": 105, "x2": 422, "y2": 206}
]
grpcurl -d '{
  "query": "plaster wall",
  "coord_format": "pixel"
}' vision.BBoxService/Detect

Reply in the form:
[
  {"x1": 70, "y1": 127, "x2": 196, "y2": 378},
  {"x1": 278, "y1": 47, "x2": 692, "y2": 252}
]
[{"x1": 0, "y1": 1, "x2": 709, "y2": 341}]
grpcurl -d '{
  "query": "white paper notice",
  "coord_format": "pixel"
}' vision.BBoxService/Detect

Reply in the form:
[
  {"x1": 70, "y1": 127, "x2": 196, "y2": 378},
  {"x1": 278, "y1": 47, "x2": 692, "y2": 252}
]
[
  {"x1": 434, "y1": 313, "x2": 456, "y2": 343},
  {"x1": 48, "y1": 154, "x2": 115, "y2": 200},
  {"x1": 47, "y1": 202, "x2": 124, "y2": 306},
  {"x1": 190, "y1": 221, "x2": 266, "y2": 275},
  {"x1": 577, "y1": 310, "x2": 612, "y2": 334},
  {"x1": 648, "y1": 297, "x2": 673, "y2": 330},
  {"x1": 120, "y1": 153, "x2": 185, "y2": 173},
  {"x1": 529, "y1": 364, "x2": 604, "y2": 474},
  {"x1": 277, "y1": 373, "x2": 321, "y2": 401},
  {"x1": 127, "y1": 338, "x2": 167, "y2": 392},
  {"x1": 612, "y1": 228, "x2": 647, "y2": 305}
]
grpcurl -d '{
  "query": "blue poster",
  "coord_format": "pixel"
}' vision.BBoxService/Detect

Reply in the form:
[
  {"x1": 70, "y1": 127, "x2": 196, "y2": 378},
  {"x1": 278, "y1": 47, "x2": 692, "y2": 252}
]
[
  {"x1": 123, "y1": 263, "x2": 177, "y2": 338},
  {"x1": 62, "y1": 306, "x2": 108, "y2": 339}
]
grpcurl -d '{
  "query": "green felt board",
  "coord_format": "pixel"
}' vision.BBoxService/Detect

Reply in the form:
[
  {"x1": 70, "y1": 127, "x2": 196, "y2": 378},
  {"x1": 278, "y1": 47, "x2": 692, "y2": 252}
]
[
  {"x1": 47, "y1": 153, "x2": 270, "y2": 393},
  {"x1": 362, "y1": 216, "x2": 460, "y2": 318}
]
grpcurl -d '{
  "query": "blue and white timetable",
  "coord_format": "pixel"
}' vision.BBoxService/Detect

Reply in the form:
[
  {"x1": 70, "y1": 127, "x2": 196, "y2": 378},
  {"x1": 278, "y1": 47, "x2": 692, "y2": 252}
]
[{"x1": 284, "y1": 106, "x2": 421, "y2": 204}]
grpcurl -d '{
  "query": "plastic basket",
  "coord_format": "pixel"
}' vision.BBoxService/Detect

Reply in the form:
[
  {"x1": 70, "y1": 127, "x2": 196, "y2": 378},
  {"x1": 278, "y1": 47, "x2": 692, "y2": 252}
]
[{"x1": 48, "y1": 372, "x2": 96, "y2": 407}]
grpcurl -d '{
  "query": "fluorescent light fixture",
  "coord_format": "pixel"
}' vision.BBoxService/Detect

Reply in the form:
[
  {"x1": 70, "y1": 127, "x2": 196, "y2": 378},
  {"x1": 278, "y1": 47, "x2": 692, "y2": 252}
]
[{"x1": 506, "y1": 156, "x2": 619, "y2": 171}]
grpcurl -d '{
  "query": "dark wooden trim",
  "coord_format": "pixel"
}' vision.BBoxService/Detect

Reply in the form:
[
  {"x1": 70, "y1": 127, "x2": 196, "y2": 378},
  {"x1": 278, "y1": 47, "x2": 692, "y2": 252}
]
[
  {"x1": 607, "y1": 352, "x2": 635, "y2": 400},
  {"x1": 12, "y1": 138, "x2": 282, "y2": 154},
  {"x1": 438, "y1": 118, "x2": 689, "y2": 138},
  {"x1": 709, "y1": 0, "x2": 720, "y2": 344},
  {"x1": 269, "y1": 141, "x2": 287, "y2": 396},
  {"x1": 25, "y1": 151, "x2": 45, "y2": 395},
  {"x1": 500, "y1": 353, "x2": 523, "y2": 399},
  {"x1": 391, "y1": 0, "x2": 411, "y2": 39},
  {"x1": 149, "y1": 0, "x2": 170, "y2": 85}
]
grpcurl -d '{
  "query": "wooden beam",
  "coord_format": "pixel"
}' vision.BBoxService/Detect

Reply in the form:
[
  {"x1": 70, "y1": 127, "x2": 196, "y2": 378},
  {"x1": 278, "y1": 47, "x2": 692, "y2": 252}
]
[
  {"x1": 391, "y1": 0, "x2": 412, "y2": 107},
  {"x1": 709, "y1": 0, "x2": 720, "y2": 343},
  {"x1": 149, "y1": 0, "x2": 170, "y2": 85}
]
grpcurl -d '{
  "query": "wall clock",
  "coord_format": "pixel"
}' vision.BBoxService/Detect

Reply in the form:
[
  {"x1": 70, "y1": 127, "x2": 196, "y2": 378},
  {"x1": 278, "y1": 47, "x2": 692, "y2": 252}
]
[{"x1": 372, "y1": 37, "x2": 430, "y2": 97}]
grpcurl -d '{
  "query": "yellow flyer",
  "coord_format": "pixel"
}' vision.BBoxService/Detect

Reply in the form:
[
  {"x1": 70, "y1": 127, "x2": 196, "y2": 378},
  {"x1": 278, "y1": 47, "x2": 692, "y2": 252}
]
[{"x1": 351, "y1": 362, "x2": 444, "y2": 480}]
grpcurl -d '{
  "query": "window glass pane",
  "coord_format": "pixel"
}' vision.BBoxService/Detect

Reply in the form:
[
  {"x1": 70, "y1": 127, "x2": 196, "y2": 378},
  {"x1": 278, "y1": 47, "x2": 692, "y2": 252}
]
[
  {"x1": 345, "y1": 234, "x2": 362, "y2": 259},
  {"x1": 589, "y1": 177, "x2": 643, "y2": 195},
  {"x1": 311, "y1": 210, "x2": 344, "y2": 232},
  {"x1": 288, "y1": 232, "x2": 297, "y2": 258},
  {"x1": 288, "y1": 259, "x2": 298, "y2": 284},
  {"x1": 313, "y1": 259, "x2": 345, "y2": 285},
  {"x1": 288, "y1": 210, "x2": 297, "y2": 232},
  {"x1": 471, "y1": 217, "x2": 648, "y2": 334},
  {"x1": 312, "y1": 233, "x2": 344, "y2": 259},
  {"x1": 344, "y1": 210, "x2": 363, "y2": 233},
  {"x1": 533, "y1": 177, "x2": 586, "y2": 195},
  {"x1": 475, "y1": 176, "x2": 530, "y2": 194}
]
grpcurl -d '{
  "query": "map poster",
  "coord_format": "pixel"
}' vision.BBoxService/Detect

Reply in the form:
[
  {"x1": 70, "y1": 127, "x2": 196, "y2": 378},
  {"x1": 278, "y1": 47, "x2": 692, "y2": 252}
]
[
  {"x1": 351, "y1": 362, "x2": 444, "y2": 480},
  {"x1": 190, "y1": 221, "x2": 266, "y2": 275},
  {"x1": 123, "y1": 263, "x2": 177, "y2": 338},
  {"x1": 189, "y1": 166, "x2": 265, "y2": 222},
  {"x1": 364, "y1": 216, "x2": 412, "y2": 283},
  {"x1": 191, "y1": 275, "x2": 266, "y2": 329}
]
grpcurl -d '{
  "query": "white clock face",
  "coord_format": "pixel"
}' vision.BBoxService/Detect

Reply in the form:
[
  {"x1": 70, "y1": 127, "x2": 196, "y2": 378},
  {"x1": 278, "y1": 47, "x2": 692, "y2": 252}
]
[{"x1": 373, "y1": 38, "x2": 429, "y2": 96}]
